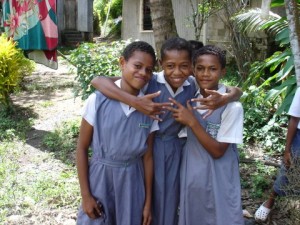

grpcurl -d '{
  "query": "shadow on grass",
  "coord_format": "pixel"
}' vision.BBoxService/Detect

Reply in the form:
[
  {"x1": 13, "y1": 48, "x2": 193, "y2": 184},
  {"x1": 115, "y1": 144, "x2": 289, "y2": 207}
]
[{"x1": 0, "y1": 104, "x2": 38, "y2": 141}]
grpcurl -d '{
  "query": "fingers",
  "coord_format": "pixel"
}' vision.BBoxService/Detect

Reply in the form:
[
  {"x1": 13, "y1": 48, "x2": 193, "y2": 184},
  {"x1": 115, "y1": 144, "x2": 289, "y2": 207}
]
[
  {"x1": 202, "y1": 110, "x2": 213, "y2": 119},
  {"x1": 95, "y1": 201, "x2": 103, "y2": 217},
  {"x1": 149, "y1": 115, "x2": 162, "y2": 121},
  {"x1": 145, "y1": 91, "x2": 161, "y2": 99},
  {"x1": 204, "y1": 89, "x2": 219, "y2": 96},
  {"x1": 168, "y1": 98, "x2": 182, "y2": 108},
  {"x1": 142, "y1": 214, "x2": 152, "y2": 225},
  {"x1": 84, "y1": 200, "x2": 104, "y2": 219}
]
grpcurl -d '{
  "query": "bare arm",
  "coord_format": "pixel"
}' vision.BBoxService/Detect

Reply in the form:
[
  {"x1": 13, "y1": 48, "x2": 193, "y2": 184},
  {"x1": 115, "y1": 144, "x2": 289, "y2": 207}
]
[
  {"x1": 283, "y1": 116, "x2": 299, "y2": 167},
  {"x1": 76, "y1": 119, "x2": 103, "y2": 219},
  {"x1": 91, "y1": 76, "x2": 171, "y2": 120},
  {"x1": 142, "y1": 133, "x2": 154, "y2": 225},
  {"x1": 166, "y1": 98, "x2": 229, "y2": 158}
]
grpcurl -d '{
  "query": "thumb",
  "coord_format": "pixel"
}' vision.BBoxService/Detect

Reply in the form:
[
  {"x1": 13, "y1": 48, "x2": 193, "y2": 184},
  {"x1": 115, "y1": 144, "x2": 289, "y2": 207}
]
[
  {"x1": 146, "y1": 91, "x2": 161, "y2": 99},
  {"x1": 187, "y1": 100, "x2": 193, "y2": 111}
]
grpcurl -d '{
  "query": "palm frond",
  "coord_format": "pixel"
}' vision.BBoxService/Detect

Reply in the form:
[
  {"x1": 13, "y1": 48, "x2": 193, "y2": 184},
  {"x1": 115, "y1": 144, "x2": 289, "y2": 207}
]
[{"x1": 232, "y1": 8, "x2": 288, "y2": 35}]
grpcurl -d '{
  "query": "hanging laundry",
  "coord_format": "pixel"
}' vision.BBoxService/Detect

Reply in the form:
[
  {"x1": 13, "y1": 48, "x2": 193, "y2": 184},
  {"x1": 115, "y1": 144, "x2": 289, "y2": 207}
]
[{"x1": 2, "y1": 0, "x2": 58, "y2": 69}]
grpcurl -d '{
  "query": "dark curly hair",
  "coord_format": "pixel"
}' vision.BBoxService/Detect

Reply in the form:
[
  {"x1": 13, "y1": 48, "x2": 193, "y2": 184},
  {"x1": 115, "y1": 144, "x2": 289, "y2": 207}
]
[
  {"x1": 192, "y1": 45, "x2": 226, "y2": 68},
  {"x1": 160, "y1": 37, "x2": 192, "y2": 60},
  {"x1": 122, "y1": 41, "x2": 156, "y2": 64}
]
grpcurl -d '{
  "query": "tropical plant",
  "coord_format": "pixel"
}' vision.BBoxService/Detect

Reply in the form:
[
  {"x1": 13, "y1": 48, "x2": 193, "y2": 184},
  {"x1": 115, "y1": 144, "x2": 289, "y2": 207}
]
[
  {"x1": 94, "y1": 0, "x2": 122, "y2": 37},
  {"x1": 69, "y1": 39, "x2": 131, "y2": 100},
  {"x1": 0, "y1": 34, "x2": 35, "y2": 111},
  {"x1": 232, "y1": 1, "x2": 298, "y2": 114}
]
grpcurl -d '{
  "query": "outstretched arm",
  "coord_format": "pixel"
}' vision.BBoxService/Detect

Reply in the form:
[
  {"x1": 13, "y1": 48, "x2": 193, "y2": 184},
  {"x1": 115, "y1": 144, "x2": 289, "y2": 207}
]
[
  {"x1": 142, "y1": 133, "x2": 154, "y2": 225},
  {"x1": 165, "y1": 98, "x2": 229, "y2": 158},
  {"x1": 91, "y1": 76, "x2": 171, "y2": 120},
  {"x1": 192, "y1": 86, "x2": 242, "y2": 110},
  {"x1": 76, "y1": 119, "x2": 103, "y2": 219}
]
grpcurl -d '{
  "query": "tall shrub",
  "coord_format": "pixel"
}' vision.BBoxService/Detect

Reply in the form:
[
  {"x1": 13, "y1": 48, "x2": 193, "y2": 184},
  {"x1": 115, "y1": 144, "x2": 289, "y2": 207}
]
[
  {"x1": 69, "y1": 39, "x2": 131, "y2": 100},
  {"x1": 0, "y1": 34, "x2": 34, "y2": 110}
]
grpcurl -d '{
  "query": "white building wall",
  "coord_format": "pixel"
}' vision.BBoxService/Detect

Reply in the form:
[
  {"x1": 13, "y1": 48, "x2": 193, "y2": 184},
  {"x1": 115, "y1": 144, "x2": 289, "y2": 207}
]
[{"x1": 122, "y1": 0, "x2": 284, "y2": 51}]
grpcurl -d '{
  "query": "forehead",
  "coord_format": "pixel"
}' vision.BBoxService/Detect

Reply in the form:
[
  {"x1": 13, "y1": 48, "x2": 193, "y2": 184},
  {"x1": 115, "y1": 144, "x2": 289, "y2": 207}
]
[
  {"x1": 195, "y1": 54, "x2": 221, "y2": 66},
  {"x1": 162, "y1": 50, "x2": 191, "y2": 62},
  {"x1": 128, "y1": 50, "x2": 155, "y2": 66}
]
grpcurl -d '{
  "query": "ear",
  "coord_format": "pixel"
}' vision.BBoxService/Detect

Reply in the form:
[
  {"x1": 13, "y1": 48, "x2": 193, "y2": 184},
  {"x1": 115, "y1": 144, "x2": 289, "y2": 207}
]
[
  {"x1": 159, "y1": 59, "x2": 163, "y2": 68},
  {"x1": 221, "y1": 68, "x2": 226, "y2": 78},
  {"x1": 119, "y1": 56, "x2": 126, "y2": 69}
]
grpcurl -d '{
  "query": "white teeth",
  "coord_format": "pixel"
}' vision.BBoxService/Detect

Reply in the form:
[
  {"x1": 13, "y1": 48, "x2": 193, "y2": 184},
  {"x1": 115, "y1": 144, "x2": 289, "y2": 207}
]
[{"x1": 173, "y1": 78, "x2": 182, "y2": 82}]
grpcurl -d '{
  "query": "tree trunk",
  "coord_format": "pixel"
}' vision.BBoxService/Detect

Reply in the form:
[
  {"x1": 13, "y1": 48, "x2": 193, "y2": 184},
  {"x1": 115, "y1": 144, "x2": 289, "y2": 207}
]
[
  {"x1": 149, "y1": 0, "x2": 178, "y2": 59},
  {"x1": 284, "y1": 0, "x2": 300, "y2": 86}
]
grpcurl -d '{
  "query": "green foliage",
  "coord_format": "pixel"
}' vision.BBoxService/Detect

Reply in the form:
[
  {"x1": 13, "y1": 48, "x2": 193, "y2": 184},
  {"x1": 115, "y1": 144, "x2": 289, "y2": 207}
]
[
  {"x1": 221, "y1": 62, "x2": 241, "y2": 86},
  {"x1": 93, "y1": 10, "x2": 101, "y2": 36},
  {"x1": 242, "y1": 86, "x2": 288, "y2": 153},
  {"x1": 69, "y1": 39, "x2": 131, "y2": 100},
  {"x1": 94, "y1": 0, "x2": 122, "y2": 24},
  {"x1": 109, "y1": 0, "x2": 122, "y2": 19},
  {"x1": 42, "y1": 118, "x2": 80, "y2": 164},
  {"x1": 241, "y1": 162, "x2": 277, "y2": 198},
  {"x1": 233, "y1": 7, "x2": 297, "y2": 115},
  {"x1": 0, "y1": 34, "x2": 35, "y2": 110},
  {"x1": 0, "y1": 108, "x2": 34, "y2": 141}
]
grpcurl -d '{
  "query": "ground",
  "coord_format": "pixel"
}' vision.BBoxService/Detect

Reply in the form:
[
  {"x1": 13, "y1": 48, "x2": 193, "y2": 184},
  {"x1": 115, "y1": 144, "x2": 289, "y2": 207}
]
[
  {"x1": 5, "y1": 60, "x2": 83, "y2": 225},
  {"x1": 3, "y1": 59, "x2": 298, "y2": 224}
]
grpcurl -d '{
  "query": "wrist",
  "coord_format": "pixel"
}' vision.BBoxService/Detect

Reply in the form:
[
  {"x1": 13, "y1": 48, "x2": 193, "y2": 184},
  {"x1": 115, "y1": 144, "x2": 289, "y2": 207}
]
[
  {"x1": 223, "y1": 93, "x2": 230, "y2": 104},
  {"x1": 129, "y1": 95, "x2": 138, "y2": 108},
  {"x1": 81, "y1": 191, "x2": 92, "y2": 199}
]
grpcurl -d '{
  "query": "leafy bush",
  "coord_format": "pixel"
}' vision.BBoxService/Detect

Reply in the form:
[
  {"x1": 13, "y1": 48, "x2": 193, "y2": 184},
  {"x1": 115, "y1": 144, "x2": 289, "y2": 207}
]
[
  {"x1": 69, "y1": 39, "x2": 131, "y2": 100},
  {"x1": 242, "y1": 86, "x2": 287, "y2": 153},
  {"x1": 0, "y1": 34, "x2": 35, "y2": 110},
  {"x1": 250, "y1": 162, "x2": 277, "y2": 198}
]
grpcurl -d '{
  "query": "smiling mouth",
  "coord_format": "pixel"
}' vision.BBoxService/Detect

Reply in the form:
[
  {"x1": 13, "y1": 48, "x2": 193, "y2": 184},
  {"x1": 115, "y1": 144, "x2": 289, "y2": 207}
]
[
  {"x1": 135, "y1": 76, "x2": 147, "y2": 83},
  {"x1": 171, "y1": 77, "x2": 184, "y2": 82}
]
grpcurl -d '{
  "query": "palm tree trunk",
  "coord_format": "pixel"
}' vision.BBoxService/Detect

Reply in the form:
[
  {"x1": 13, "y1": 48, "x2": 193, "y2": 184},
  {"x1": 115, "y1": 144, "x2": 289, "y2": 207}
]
[
  {"x1": 149, "y1": 0, "x2": 178, "y2": 59},
  {"x1": 284, "y1": 0, "x2": 300, "y2": 86}
]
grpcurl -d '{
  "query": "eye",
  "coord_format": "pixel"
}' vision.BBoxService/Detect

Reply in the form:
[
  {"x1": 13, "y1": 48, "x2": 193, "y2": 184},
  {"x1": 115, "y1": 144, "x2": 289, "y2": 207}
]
[
  {"x1": 165, "y1": 64, "x2": 174, "y2": 69},
  {"x1": 146, "y1": 68, "x2": 153, "y2": 74},
  {"x1": 135, "y1": 64, "x2": 142, "y2": 69},
  {"x1": 181, "y1": 64, "x2": 189, "y2": 69}
]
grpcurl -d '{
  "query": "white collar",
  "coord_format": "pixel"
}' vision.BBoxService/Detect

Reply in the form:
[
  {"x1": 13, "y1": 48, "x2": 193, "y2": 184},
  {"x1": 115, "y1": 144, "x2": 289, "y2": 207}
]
[
  {"x1": 155, "y1": 71, "x2": 191, "y2": 97},
  {"x1": 115, "y1": 79, "x2": 145, "y2": 116}
]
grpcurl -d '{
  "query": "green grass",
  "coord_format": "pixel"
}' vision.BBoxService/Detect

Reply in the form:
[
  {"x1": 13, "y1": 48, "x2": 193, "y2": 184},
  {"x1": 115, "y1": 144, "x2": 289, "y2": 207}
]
[
  {"x1": 0, "y1": 117, "x2": 81, "y2": 223},
  {"x1": 42, "y1": 118, "x2": 81, "y2": 165}
]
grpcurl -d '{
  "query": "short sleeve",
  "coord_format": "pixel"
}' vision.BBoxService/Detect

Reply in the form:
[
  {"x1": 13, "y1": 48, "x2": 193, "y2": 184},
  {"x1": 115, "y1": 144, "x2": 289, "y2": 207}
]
[
  {"x1": 82, "y1": 93, "x2": 96, "y2": 126},
  {"x1": 288, "y1": 87, "x2": 300, "y2": 118},
  {"x1": 150, "y1": 120, "x2": 159, "y2": 133},
  {"x1": 217, "y1": 102, "x2": 244, "y2": 144}
]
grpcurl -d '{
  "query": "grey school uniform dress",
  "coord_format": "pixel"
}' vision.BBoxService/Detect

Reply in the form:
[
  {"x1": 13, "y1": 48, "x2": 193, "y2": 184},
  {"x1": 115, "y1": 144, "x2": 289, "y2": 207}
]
[
  {"x1": 179, "y1": 102, "x2": 244, "y2": 225},
  {"x1": 147, "y1": 72, "x2": 197, "y2": 225},
  {"x1": 76, "y1": 91, "x2": 156, "y2": 225}
]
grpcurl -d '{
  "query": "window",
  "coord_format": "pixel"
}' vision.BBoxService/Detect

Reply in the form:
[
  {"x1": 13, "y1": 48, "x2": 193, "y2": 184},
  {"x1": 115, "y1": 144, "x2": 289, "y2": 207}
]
[{"x1": 142, "y1": 0, "x2": 152, "y2": 30}]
